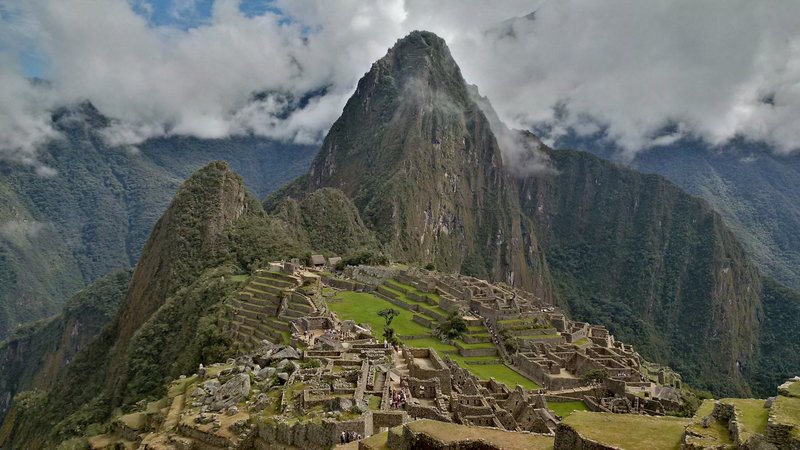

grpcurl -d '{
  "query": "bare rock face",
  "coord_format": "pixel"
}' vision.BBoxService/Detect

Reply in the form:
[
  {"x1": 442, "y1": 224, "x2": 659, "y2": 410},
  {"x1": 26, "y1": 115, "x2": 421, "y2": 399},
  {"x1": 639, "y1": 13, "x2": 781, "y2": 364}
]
[{"x1": 209, "y1": 374, "x2": 250, "y2": 412}]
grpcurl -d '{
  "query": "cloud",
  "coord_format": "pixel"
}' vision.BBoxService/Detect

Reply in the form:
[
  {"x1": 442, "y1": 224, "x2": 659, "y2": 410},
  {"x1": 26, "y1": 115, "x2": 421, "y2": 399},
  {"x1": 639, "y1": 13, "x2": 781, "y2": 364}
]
[
  {"x1": 0, "y1": 219, "x2": 47, "y2": 242},
  {"x1": 1, "y1": 0, "x2": 800, "y2": 171}
]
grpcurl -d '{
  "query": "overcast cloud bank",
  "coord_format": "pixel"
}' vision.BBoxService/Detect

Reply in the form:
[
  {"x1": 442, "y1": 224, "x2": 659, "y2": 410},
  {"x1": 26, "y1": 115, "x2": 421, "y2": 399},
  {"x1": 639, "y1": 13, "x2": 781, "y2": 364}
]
[{"x1": 1, "y1": 0, "x2": 800, "y2": 173}]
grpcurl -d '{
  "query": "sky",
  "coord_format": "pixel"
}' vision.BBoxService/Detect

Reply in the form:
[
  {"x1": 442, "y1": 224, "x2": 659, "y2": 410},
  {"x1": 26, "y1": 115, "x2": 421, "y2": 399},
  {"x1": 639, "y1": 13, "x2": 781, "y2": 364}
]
[{"x1": 2, "y1": 0, "x2": 800, "y2": 174}]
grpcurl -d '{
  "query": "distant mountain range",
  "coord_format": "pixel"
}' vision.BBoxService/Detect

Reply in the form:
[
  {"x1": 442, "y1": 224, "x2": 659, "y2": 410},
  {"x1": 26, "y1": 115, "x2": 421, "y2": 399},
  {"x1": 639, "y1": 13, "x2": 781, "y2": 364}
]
[{"x1": 0, "y1": 102, "x2": 316, "y2": 339}]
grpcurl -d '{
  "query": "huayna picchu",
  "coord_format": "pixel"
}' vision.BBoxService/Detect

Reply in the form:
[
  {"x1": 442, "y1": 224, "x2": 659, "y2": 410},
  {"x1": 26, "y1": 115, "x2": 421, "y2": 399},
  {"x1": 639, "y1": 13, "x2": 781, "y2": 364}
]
[{"x1": 1, "y1": 30, "x2": 799, "y2": 450}]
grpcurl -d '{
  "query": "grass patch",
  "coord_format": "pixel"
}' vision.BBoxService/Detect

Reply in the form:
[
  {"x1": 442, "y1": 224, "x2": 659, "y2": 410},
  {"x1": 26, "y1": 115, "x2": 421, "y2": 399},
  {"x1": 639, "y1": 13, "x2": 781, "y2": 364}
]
[
  {"x1": 684, "y1": 400, "x2": 733, "y2": 447},
  {"x1": 331, "y1": 295, "x2": 540, "y2": 391},
  {"x1": 406, "y1": 419, "x2": 553, "y2": 450},
  {"x1": 328, "y1": 291, "x2": 430, "y2": 338},
  {"x1": 386, "y1": 279, "x2": 440, "y2": 302},
  {"x1": 786, "y1": 380, "x2": 800, "y2": 397},
  {"x1": 229, "y1": 274, "x2": 249, "y2": 282},
  {"x1": 771, "y1": 395, "x2": 800, "y2": 439},
  {"x1": 369, "y1": 395, "x2": 382, "y2": 411},
  {"x1": 456, "y1": 340, "x2": 497, "y2": 349},
  {"x1": 448, "y1": 353, "x2": 540, "y2": 390},
  {"x1": 548, "y1": 401, "x2": 588, "y2": 418},
  {"x1": 563, "y1": 411, "x2": 690, "y2": 450},
  {"x1": 721, "y1": 398, "x2": 768, "y2": 441}
]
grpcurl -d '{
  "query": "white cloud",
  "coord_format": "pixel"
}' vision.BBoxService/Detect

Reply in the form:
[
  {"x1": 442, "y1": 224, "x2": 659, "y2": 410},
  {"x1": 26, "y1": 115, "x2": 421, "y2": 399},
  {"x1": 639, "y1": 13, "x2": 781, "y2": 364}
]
[
  {"x1": 0, "y1": 220, "x2": 47, "y2": 241},
  {"x1": 1, "y1": 0, "x2": 800, "y2": 171}
]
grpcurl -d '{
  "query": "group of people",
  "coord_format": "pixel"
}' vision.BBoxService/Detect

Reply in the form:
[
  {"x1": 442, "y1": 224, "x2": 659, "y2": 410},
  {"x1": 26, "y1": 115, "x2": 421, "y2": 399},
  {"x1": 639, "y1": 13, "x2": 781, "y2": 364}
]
[
  {"x1": 389, "y1": 387, "x2": 407, "y2": 409},
  {"x1": 339, "y1": 431, "x2": 362, "y2": 444}
]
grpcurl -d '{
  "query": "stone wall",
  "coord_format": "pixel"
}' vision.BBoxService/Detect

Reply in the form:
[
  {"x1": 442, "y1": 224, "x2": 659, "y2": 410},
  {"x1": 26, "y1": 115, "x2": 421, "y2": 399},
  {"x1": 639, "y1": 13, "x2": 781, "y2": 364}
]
[
  {"x1": 371, "y1": 411, "x2": 407, "y2": 429},
  {"x1": 455, "y1": 343, "x2": 497, "y2": 358},
  {"x1": 404, "y1": 347, "x2": 452, "y2": 395},
  {"x1": 553, "y1": 423, "x2": 620, "y2": 450},
  {"x1": 256, "y1": 416, "x2": 369, "y2": 450}
]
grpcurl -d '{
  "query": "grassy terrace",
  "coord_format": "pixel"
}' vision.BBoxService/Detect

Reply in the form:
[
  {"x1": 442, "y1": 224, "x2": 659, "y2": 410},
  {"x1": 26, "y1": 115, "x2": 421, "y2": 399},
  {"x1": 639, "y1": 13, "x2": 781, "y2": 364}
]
[
  {"x1": 327, "y1": 291, "x2": 430, "y2": 338},
  {"x1": 386, "y1": 279, "x2": 440, "y2": 302},
  {"x1": 722, "y1": 399, "x2": 769, "y2": 442},
  {"x1": 405, "y1": 419, "x2": 554, "y2": 450},
  {"x1": 771, "y1": 395, "x2": 800, "y2": 439},
  {"x1": 787, "y1": 380, "x2": 800, "y2": 397},
  {"x1": 328, "y1": 290, "x2": 540, "y2": 390},
  {"x1": 547, "y1": 401, "x2": 588, "y2": 418},
  {"x1": 562, "y1": 411, "x2": 690, "y2": 450},
  {"x1": 684, "y1": 400, "x2": 732, "y2": 447},
  {"x1": 380, "y1": 284, "x2": 450, "y2": 318}
]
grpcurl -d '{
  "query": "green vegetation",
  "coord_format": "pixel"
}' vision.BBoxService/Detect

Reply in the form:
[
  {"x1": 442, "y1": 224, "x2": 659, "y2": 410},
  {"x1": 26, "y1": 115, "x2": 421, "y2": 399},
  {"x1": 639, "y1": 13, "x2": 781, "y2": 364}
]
[
  {"x1": 770, "y1": 395, "x2": 800, "y2": 439},
  {"x1": 437, "y1": 313, "x2": 467, "y2": 340},
  {"x1": 0, "y1": 270, "x2": 131, "y2": 425},
  {"x1": 378, "y1": 308, "x2": 400, "y2": 344},
  {"x1": 720, "y1": 399, "x2": 768, "y2": 442},
  {"x1": 328, "y1": 290, "x2": 539, "y2": 389},
  {"x1": 682, "y1": 400, "x2": 733, "y2": 446},
  {"x1": 327, "y1": 291, "x2": 429, "y2": 338},
  {"x1": 0, "y1": 105, "x2": 316, "y2": 340},
  {"x1": 548, "y1": 401, "x2": 588, "y2": 418},
  {"x1": 562, "y1": 411, "x2": 690, "y2": 450},
  {"x1": 526, "y1": 149, "x2": 764, "y2": 396}
]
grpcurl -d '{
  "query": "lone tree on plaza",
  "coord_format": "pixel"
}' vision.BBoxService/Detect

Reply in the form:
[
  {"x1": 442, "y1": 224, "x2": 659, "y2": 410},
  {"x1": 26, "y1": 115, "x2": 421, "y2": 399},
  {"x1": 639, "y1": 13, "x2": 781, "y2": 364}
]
[{"x1": 378, "y1": 308, "x2": 400, "y2": 344}]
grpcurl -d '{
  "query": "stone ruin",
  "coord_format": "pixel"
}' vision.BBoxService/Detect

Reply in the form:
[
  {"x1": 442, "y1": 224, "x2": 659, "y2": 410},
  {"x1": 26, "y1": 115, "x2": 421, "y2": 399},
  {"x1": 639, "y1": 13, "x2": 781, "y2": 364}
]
[{"x1": 89, "y1": 262, "x2": 701, "y2": 449}]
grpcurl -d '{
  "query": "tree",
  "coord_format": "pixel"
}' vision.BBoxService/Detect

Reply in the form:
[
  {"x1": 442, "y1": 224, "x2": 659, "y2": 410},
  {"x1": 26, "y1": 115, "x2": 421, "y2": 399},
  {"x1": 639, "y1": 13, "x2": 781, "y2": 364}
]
[
  {"x1": 582, "y1": 368, "x2": 609, "y2": 383},
  {"x1": 438, "y1": 313, "x2": 467, "y2": 340},
  {"x1": 378, "y1": 308, "x2": 400, "y2": 344}
]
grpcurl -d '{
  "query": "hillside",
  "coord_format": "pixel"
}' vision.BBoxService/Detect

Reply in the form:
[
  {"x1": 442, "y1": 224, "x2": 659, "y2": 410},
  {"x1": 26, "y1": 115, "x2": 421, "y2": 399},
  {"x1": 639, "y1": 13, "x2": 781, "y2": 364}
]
[
  {"x1": 517, "y1": 149, "x2": 762, "y2": 395},
  {"x1": 559, "y1": 135, "x2": 800, "y2": 292},
  {"x1": 0, "y1": 160, "x2": 377, "y2": 448},
  {"x1": 264, "y1": 30, "x2": 792, "y2": 396},
  {"x1": 0, "y1": 102, "x2": 316, "y2": 339},
  {"x1": 0, "y1": 270, "x2": 130, "y2": 424}
]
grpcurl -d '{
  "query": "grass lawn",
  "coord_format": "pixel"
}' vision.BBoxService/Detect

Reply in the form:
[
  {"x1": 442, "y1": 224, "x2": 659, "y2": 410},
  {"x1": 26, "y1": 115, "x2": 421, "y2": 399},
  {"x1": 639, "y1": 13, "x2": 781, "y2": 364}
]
[
  {"x1": 330, "y1": 292, "x2": 540, "y2": 391},
  {"x1": 369, "y1": 394, "x2": 382, "y2": 411},
  {"x1": 328, "y1": 291, "x2": 430, "y2": 338},
  {"x1": 229, "y1": 274, "x2": 249, "y2": 282},
  {"x1": 456, "y1": 340, "x2": 497, "y2": 349},
  {"x1": 563, "y1": 411, "x2": 690, "y2": 450},
  {"x1": 771, "y1": 395, "x2": 800, "y2": 439},
  {"x1": 448, "y1": 353, "x2": 540, "y2": 390},
  {"x1": 381, "y1": 284, "x2": 449, "y2": 317},
  {"x1": 721, "y1": 399, "x2": 768, "y2": 441},
  {"x1": 786, "y1": 380, "x2": 800, "y2": 397},
  {"x1": 548, "y1": 401, "x2": 588, "y2": 418}
]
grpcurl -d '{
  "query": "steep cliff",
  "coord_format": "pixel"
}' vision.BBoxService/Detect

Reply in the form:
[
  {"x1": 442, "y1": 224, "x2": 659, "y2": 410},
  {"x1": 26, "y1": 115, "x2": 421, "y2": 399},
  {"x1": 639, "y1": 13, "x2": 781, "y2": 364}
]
[
  {"x1": 0, "y1": 270, "x2": 130, "y2": 424},
  {"x1": 517, "y1": 149, "x2": 763, "y2": 395}
]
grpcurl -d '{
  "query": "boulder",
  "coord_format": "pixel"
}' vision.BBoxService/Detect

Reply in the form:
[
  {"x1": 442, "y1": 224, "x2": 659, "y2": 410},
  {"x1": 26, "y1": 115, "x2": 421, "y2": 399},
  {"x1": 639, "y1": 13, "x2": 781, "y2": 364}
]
[
  {"x1": 277, "y1": 372, "x2": 289, "y2": 382},
  {"x1": 203, "y1": 379, "x2": 222, "y2": 396},
  {"x1": 256, "y1": 367, "x2": 277, "y2": 381},
  {"x1": 209, "y1": 374, "x2": 251, "y2": 412},
  {"x1": 227, "y1": 406, "x2": 239, "y2": 416}
]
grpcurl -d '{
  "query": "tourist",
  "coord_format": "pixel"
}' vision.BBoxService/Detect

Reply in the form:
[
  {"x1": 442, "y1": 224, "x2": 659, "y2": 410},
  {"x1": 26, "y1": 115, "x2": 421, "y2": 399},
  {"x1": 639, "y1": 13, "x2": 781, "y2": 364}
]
[{"x1": 340, "y1": 431, "x2": 347, "y2": 444}]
